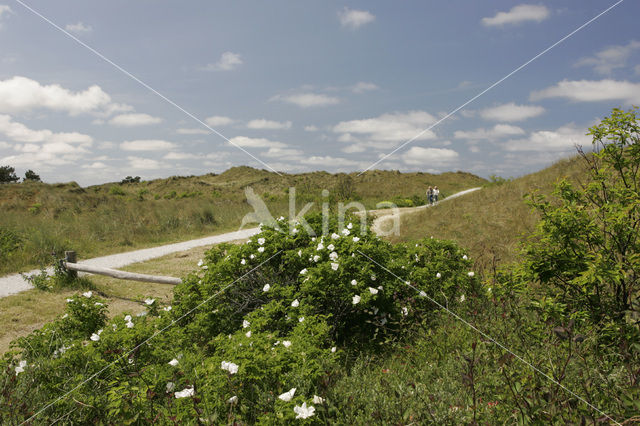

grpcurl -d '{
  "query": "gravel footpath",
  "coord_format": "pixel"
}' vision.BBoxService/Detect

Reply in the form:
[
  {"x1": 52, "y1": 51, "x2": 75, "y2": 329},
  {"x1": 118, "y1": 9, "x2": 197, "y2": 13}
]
[
  {"x1": 370, "y1": 187, "x2": 482, "y2": 235},
  {"x1": 0, "y1": 228, "x2": 260, "y2": 298},
  {"x1": 0, "y1": 187, "x2": 482, "y2": 299}
]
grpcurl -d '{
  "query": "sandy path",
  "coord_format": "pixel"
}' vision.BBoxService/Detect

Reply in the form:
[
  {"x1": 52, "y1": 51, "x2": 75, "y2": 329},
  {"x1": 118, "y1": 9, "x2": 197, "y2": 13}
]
[
  {"x1": 0, "y1": 228, "x2": 260, "y2": 298},
  {"x1": 369, "y1": 187, "x2": 482, "y2": 235}
]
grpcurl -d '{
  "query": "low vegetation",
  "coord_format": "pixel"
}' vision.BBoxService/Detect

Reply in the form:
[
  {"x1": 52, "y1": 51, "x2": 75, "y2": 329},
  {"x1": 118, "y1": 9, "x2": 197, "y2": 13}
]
[
  {"x1": 1, "y1": 108, "x2": 638, "y2": 423},
  {"x1": 0, "y1": 167, "x2": 484, "y2": 276}
]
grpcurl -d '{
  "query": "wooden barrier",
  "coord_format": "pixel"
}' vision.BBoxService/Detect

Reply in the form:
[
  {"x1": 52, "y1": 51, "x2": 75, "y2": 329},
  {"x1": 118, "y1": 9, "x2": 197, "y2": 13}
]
[{"x1": 63, "y1": 251, "x2": 182, "y2": 285}]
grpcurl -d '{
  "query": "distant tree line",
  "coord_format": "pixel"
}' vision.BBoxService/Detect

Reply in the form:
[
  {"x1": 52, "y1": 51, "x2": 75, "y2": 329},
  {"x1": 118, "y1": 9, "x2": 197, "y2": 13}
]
[{"x1": 0, "y1": 165, "x2": 41, "y2": 184}]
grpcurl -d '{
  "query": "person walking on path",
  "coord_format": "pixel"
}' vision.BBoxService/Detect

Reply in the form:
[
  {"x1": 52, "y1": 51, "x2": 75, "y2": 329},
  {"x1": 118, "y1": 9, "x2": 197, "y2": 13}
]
[
  {"x1": 427, "y1": 186, "x2": 433, "y2": 205},
  {"x1": 433, "y1": 186, "x2": 440, "y2": 204}
]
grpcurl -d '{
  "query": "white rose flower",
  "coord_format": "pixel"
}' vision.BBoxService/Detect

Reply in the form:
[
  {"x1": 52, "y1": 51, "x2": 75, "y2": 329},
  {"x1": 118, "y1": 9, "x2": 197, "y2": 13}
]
[
  {"x1": 291, "y1": 299, "x2": 300, "y2": 307},
  {"x1": 313, "y1": 395, "x2": 325, "y2": 404},
  {"x1": 369, "y1": 287, "x2": 379, "y2": 295},
  {"x1": 175, "y1": 387, "x2": 194, "y2": 398},
  {"x1": 169, "y1": 358, "x2": 179, "y2": 367},
  {"x1": 278, "y1": 388, "x2": 296, "y2": 402},
  {"x1": 294, "y1": 402, "x2": 316, "y2": 419},
  {"x1": 352, "y1": 295, "x2": 361, "y2": 305},
  {"x1": 353, "y1": 236, "x2": 360, "y2": 242},
  {"x1": 263, "y1": 284, "x2": 270, "y2": 292},
  {"x1": 282, "y1": 340, "x2": 292, "y2": 348},
  {"x1": 82, "y1": 291, "x2": 92, "y2": 298},
  {"x1": 258, "y1": 238, "x2": 265, "y2": 245},
  {"x1": 257, "y1": 247, "x2": 265, "y2": 253},
  {"x1": 331, "y1": 262, "x2": 339, "y2": 271},
  {"x1": 351, "y1": 279, "x2": 357, "y2": 286}
]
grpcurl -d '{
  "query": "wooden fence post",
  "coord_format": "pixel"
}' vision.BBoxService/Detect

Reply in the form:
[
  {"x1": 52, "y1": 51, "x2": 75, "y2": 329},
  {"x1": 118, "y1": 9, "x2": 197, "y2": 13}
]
[{"x1": 65, "y1": 251, "x2": 78, "y2": 278}]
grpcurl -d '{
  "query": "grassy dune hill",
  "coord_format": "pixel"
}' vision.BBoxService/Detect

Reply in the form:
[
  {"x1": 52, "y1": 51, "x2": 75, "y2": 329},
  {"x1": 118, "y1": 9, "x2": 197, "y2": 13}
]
[
  {"x1": 389, "y1": 155, "x2": 588, "y2": 266},
  {"x1": 0, "y1": 167, "x2": 485, "y2": 275}
]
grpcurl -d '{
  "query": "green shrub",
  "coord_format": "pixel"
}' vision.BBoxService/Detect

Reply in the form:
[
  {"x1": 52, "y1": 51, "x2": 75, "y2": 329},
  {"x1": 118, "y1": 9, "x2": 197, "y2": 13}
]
[
  {"x1": 109, "y1": 186, "x2": 126, "y2": 196},
  {"x1": 0, "y1": 227, "x2": 21, "y2": 259},
  {"x1": 0, "y1": 214, "x2": 476, "y2": 423}
]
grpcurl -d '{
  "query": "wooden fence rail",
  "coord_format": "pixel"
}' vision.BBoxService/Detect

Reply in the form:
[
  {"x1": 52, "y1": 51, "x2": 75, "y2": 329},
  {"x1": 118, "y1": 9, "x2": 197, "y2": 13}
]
[{"x1": 62, "y1": 251, "x2": 182, "y2": 285}]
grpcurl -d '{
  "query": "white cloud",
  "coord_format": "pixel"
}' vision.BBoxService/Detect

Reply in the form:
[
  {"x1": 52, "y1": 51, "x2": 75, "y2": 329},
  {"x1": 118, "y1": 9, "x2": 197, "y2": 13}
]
[
  {"x1": 127, "y1": 156, "x2": 166, "y2": 170},
  {"x1": 333, "y1": 110, "x2": 437, "y2": 149},
  {"x1": 504, "y1": 124, "x2": 590, "y2": 152},
  {"x1": 401, "y1": 146, "x2": 459, "y2": 166},
  {"x1": 120, "y1": 139, "x2": 177, "y2": 151},
  {"x1": 205, "y1": 115, "x2": 234, "y2": 126},
  {"x1": 454, "y1": 124, "x2": 525, "y2": 140},
  {"x1": 300, "y1": 156, "x2": 361, "y2": 167},
  {"x1": 0, "y1": 76, "x2": 131, "y2": 116},
  {"x1": 65, "y1": 22, "x2": 92, "y2": 34},
  {"x1": 272, "y1": 93, "x2": 340, "y2": 108},
  {"x1": 0, "y1": 5, "x2": 12, "y2": 27},
  {"x1": 479, "y1": 103, "x2": 545, "y2": 122},
  {"x1": 575, "y1": 40, "x2": 640, "y2": 75},
  {"x1": 0, "y1": 141, "x2": 9, "y2": 149},
  {"x1": 82, "y1": 161, "x2": 108, "y2": 169},
  {"x1": 0, "y1": 114, "x2": 93, "y2": 144},
  {"x1": 176, "y1": 127, "x2": 210, "y2": 135},
  {"x1": 304, "y1": 125, "x2": 319, "y2": 132},
  {"x1": 246, "y1": 119, "x2": 292, "y2": 130},
  {"x1": 482, "y1": 4, "x2": 550, "y2": 27},
  {"x1": 163, "y1": 152, "x2": 199, "y2": 160},
  {"x1": 109, "y1": 113, "x2": 162, "y2": 127},
  {"x1": 530, "y1": 79, "x2": 640, "y2": 104},
  {"x1": 351, "y1": 82, "x2": 379, "y2": 94},
  {"x1": 262, "y1": 147, "x2": 304, "y2": 158},
  {"x1": 201, "y1": 52, "x2": 243, "y2": 71},
  {"x1": 338, "y1": 8, "x2": 375, "y2": 30},
  {"x1": 228, "y1": 136, "x2": 287, "y2": 149}
]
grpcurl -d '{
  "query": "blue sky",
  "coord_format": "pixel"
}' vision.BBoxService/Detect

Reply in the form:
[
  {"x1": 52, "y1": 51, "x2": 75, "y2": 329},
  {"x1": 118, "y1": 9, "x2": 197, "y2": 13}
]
[{"x1": 0, "y1": 0, "x2": 639, "y2": 185}]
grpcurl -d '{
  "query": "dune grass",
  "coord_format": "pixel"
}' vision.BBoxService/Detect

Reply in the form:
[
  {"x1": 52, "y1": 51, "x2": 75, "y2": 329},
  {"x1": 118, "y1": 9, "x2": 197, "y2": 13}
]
[
  {"x1": 388, "y1": 155, "x2": 588, "y2": 266},
  {"x1": 0, "y1": 167, "x2": 485, "y2": 276},
  {"x1": 0, "y1": 244, "x2": 215, "y2": 355}
]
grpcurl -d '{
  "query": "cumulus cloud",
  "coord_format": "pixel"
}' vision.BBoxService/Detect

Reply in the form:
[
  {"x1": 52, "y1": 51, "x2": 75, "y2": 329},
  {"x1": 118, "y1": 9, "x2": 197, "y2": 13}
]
[
  {"x1": 163, "y1": 152, "x2": 199, "y2": 160},
  {"x1": 0, "y1": 5, "x2": 12, "y2": 17},
  {"x1": 120, "y1": 139, "x2": 177, "y2": 151},
  {"x1": 333, "y1": 110, "x2": 437, "y2": 150},
  {"x1": 109, "y1": 113, "x2": 162, "y2": 127},
  {"x1": 304, "y1": 125, "x2": 319, "y2": 132},
  {"x1": 127, "y1": 156, "x2": 167, "y2": 170},
  {"x1": 176, "y1": 127, "x2": 210, "y2": 135},
  {"x1": 262, "y1": 147, "x2": 304, "y2": 158},
  {"x1": 246, "y1": 119, "x2": 292, "y2": 130},
  {"x1": 482, "y1": 4, "x2": 549, "y2": 27},
  {"x1": 205, "y1": 115, "x2": 234, "y2": 126},
  {"x1": 338, "y1": 8, "x2": 375, "y2": 30},
  {"x1": 454, "y1": 124, "x2": 525, "y2": 140},
  {"x1": 351, "y1": 82, "x2": 379, "y2": 93},
  {"x1": 0, "y1": 114, "x2": 93, "y2": 144},
  {"x1": 530, "y1": 79, "x2": 640, "y2": 104},
  {"x1": 504, "y1": 124, "x2": 590, "y2": 152},
  {"x1": 65, "y1": 22, "x2": 92, "y2": 34},
  {"x1": 479, "y1": 103, "x2": 545, "y2": 122},
  {"x1": 0, "y1": 76, "x2": 131, "y2": 116},
  {"x1": 401, "y1": 146, "x2": 459, "y2": 166},
  {"x1": 228, "y1": 136, "x2": 287, "y2": 149},
  {"x1": 201, "y1": 52, "x2": 243, "y2": 71},
  {"x1": 575, "y1": 40, "x2": 640, "y2": 75},
  {"x1": 272, "y1": 93, "x2": 340, "y2": 108},
  {"x1": 300, "y1": 155, "x2": 362, "y2": 167}
]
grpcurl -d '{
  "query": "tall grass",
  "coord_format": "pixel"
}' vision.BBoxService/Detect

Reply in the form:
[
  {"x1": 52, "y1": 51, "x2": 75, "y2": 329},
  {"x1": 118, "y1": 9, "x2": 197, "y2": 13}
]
[
  {"x1": 0, "y1": 167, "x2": 485, "y2": 275},
  {"x1": 389, "y1": 156, "x2": 587, "y2": 266}
]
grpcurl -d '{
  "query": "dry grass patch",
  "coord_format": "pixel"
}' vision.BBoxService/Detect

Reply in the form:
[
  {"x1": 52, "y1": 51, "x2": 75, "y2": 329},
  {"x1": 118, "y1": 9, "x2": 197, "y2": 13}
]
[{"x1": 0, "y1": 244, "x2": 223, "y2": 354}]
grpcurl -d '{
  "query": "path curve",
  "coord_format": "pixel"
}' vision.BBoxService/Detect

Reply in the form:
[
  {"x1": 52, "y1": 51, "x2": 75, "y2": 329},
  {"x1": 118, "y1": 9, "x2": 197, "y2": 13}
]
[
  {"x1": 370, "y1": 187, "x2": 482, "y2": 235},
  {"x1": 0, "y1": 187, "x2": 482, "y2": 298},
  {"x1": 0, "y1": 228, "x2": 260, "y2": 298}
]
